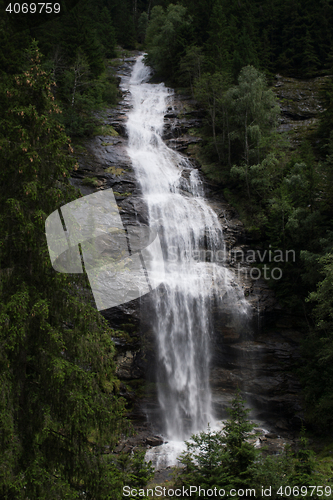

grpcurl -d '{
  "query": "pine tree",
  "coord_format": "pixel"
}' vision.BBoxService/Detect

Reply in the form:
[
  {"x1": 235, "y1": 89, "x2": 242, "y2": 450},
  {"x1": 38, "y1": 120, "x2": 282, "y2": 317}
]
[
  {"x1": 175, "y1": 392, "x2": 257, "y2": 498},
  {"x1": 0, "y1": 42, "x2": 133, "y2": 499},
  {"x1": 222, "y1": 391, "x2": 256, "y2": 489},
  {"x1": 302, "y1": 30, "x2": 320, "y2": 78},
  {"x1": 145, "y1": 4, "x2": 192, "y2": 80}
]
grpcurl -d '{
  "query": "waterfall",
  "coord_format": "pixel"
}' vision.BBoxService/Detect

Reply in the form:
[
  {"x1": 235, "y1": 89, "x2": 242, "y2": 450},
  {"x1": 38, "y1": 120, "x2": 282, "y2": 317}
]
[{"x1": 126, "y1": 55, "x2": 248, "y2": 442}]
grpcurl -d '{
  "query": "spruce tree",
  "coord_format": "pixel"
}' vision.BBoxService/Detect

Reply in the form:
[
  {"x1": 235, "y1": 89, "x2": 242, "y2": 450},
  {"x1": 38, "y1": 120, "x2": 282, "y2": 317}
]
[
  {"x1": 175, "y1": 392, "x2": 257, "y2": 499},
  {"x1": 221, "y1": 391, "x2": 257, "y2": 490},
  {"x1": 0, "y1": 42, "x2": 131, "y2": 499}
]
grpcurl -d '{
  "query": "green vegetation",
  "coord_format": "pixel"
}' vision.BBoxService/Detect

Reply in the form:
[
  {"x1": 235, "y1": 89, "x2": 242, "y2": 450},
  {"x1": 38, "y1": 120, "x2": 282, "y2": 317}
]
[
  {"x1": 143, "y1": 0, "x2": 333, "y2": 432},
  {"x1": 113, "y1": 191, "x2": 132, "y2": 197},
  {"x1": 0, "y1": 0, "x2": 130, "y2": 137},
  {"x1": 105, "y1": 166, "x2": 124, "y2": 176},
  {"x1": 175, "y1": 393, "x2": 258, "y2": 495},
  {"x1": 0, "y1": 42, "x2": 152, "y2": 499},
  {"x1": 147, "y1": 0, "x2": 333, "y2": 81},
  {"x1": 2, "y1": 0, "x2": 333, "y2": 495},
  {"x1": 145, "y1": 4, "x2": 193, "y2": 80},
  {"x1": 82, "y1": 176, "x2": 99, "y2": 187},
  {"x1": 175, "y1": 394, "x2": 325, "y2": 500},
  {"x1": 96, "y1": 125, "x2": 119, "y2": 137}
]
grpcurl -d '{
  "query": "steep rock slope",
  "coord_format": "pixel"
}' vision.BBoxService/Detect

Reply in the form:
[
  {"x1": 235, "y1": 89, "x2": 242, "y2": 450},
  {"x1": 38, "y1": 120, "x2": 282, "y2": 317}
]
[{"x1": 70, "y1": 54, "x2": 323, "y2": 437}]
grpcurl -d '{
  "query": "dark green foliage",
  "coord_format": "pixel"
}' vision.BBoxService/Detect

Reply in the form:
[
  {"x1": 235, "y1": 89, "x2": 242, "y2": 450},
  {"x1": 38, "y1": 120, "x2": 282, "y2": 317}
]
[
  {"x1": 299, "y1": 253, "x2": 333, "y2": 429},
  {"x1": 176, "y1": 394, "x2": 320, "y2": 499},
  {"x1": 254, "y1": 437, "x2": 320, "y2": 500},
  {"x1": 220, "y1": 392, "x2": 257, "y2": 487},
  {"x1": 193, "y1": 71, "x2": 232, "y2": 167},
  {"x1": 160, "y1": 0, "x2": 333, "y2": 80},
  {"x1": 0, "y1": 43, "x2": 151, "y2": 499},
  {"x1": 138, "y1": 11, "x2": 149, "y2": 44},
  {"x1": 145, "y1": 4, "x2": 193, "y2": 80},
  {"x1": 178, "y1": 46, "x2": 204, "y2": 94},
  {"x1": 108, "y1": 0, "x2": 136, "y2": 49},
  {"x1": 0, "y1": 0, "x2": 122, "y2": 137},
  {"x1": 175, "y1": 393, "x2": 257, "y2": 498},
  {"x1": 289, "y1": 431, "x2": 318, "y2": 494},
  {"x1": 144, "y1": 1, "x2": 333, "y2": 432},
  {"x1": 227, "y1": 66, "x2": 280, "y2": 189},
  {"x1": 193, "y1": 65, "x2": 279, "y2": 183},
  {"x1": 0, "y1": 11, "x2": 30, "y2": 75},
  {"x1": 97, "y1": 7, "x2": 118, "y2": 59}
]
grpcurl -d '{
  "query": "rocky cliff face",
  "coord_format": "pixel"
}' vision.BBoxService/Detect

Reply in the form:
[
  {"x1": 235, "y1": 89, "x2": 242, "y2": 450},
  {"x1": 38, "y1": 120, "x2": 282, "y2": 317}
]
[
  {"x1": 158, "y1": 89, "x2": 306, "y2": 433},
  {"x1": 71, "y1": 54, "x2": 318, "y2": 437},
  {"x1": 274, "y1": 73, "x2": 327, "y2": 146}
]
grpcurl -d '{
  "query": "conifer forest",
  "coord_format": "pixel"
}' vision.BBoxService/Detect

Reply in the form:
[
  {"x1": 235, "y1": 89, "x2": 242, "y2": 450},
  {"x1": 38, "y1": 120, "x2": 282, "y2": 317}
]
[{"x1": 1, "y1": 1, "x2": 333, "y2": 498}]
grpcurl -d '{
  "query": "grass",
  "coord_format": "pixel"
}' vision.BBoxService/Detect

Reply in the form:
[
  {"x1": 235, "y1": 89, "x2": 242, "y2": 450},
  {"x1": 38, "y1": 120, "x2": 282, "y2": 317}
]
[
  {"x1": 188, "y1": 127, "x2": 201, "y2": 136},
  {"x1": 81, "y1": 177, "x2": 99, "y2": 187},
  {"x1": 72, "y1": 143, "x2": 88, "y2": 153},
  {"x1": 94, "y1": 124, "x2": 119, "y2": 136},
  {"x1": 113, "y1": 191, "x2": 131, "y2": 197},
  {"x1": 105, "y1": 166, "x2": 123, "y2": 176}
]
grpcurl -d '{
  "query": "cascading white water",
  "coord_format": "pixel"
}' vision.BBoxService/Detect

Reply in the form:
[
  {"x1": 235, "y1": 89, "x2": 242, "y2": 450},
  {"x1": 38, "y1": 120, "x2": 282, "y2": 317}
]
[{"x1": 126, "y1": 55, "x2": 249, "y2": 442}]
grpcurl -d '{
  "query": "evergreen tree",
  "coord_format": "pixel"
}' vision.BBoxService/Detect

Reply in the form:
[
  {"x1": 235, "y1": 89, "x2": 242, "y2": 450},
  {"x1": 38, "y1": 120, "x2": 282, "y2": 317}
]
[
  {"x1": 175, "y1": 392, "x2": 257, "y2": 498},
  {"x1": 109, "y1": 0, "x2": 136, "y2": 49},
  {"x1": 288, "y1": 430, "x2": 318, "y2": 496},
  {"x1": 226, "y1": 65, "x2": 280, "y2": 200},
  {"x1": 145, "y1": 3, "x2": 192, "y2": 80},
  {"x1": 179, "y1": 46, "x2": 204, "y2": 95},
  {"x1": 302, "y1": 30, "x2": 320, "y2": 77},
  {"x1": 0, "y1": 42, "x2": 142, "y2": 499},
  {"x1": 137, "y1": 11, "x2": 149, "y2": 44},
  {"x1": 204, "y1": 0, "x2": 235, "y2": 75},
  {"x1": 0, "y1": 3, "x2": 30, "y2": 75},
  {"x1": 176, "y1": 393, "x2": 321, "y2": 499},
  {"x1": 221, "y1": 392, "x2": 257, "y2": 489}
]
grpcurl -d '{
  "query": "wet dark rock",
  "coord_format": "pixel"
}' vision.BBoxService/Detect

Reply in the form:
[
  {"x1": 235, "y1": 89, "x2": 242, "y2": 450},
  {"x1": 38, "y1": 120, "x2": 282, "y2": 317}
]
[
  {"x1": 70, "y1": 55, "x2": 312, "y2": 435},
  {"x1": 266, "y1": 432, "x2": 278, "y2": 439},
  {"x1": 116, "y1": 351, "x2": 143, "y2": 380},
  {"x1": 146, "y1": 436, "x2": 164, "y2": 447},
  {"x1": 119, "y1": 197, "x2": 149, "y2": 225}
]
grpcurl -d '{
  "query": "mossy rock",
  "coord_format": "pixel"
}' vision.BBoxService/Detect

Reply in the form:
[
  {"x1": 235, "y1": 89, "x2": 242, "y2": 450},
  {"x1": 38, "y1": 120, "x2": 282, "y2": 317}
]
[{"x1": 105, "y1": 166, "x2": 123, "y2": 176}]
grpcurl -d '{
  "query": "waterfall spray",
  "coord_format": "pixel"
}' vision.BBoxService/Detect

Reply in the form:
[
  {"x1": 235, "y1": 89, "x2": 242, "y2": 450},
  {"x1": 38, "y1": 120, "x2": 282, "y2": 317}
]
[{"x1": 126, "y1": 55, "x2": 248, "y2": 441}]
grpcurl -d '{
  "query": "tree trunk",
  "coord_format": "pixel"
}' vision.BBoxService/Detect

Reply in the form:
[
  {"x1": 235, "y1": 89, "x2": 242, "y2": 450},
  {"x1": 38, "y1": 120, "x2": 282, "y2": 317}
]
[
  {"x1": 227, "y1": 113, "x2": 231, "y2": 168},
  {"x1": 71, "y1": 70, "x2": 77, "y2": 107},
  {"x1": 244, "y1": 110, "x2": 251, "y2": 201},
  {"x1": 211, "y1": 97, "x2": 221, "y2": 162}
]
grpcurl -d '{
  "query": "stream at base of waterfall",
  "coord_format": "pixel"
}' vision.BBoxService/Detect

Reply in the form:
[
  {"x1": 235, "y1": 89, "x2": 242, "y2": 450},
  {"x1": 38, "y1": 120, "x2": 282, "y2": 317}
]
[{"x1": 125, "y1": 55, "x2": 250, "y2": 468}]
